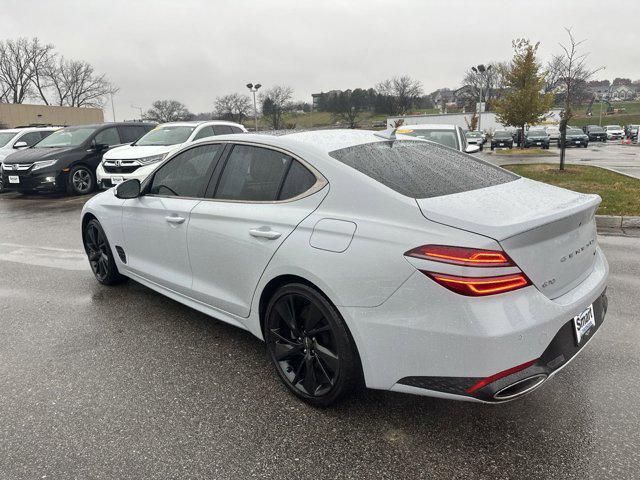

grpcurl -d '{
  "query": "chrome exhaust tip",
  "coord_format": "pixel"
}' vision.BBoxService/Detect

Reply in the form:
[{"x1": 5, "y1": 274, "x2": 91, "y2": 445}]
[{"x1": 493, "y1": 374, "x2": 547, "y2": 401}]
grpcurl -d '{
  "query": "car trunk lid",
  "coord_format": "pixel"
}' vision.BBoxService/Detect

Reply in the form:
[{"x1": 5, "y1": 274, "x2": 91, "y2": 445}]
[{"x1": 416, "y1": 178, "x2": 601, "y2": 299}]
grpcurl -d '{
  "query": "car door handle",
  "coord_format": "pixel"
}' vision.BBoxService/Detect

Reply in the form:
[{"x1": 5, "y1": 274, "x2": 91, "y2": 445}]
[
  {"x1": 165, "y1": 215, "x2": 186, "y2": 224},
  {"x1": 249, "y1": 228, "x2": 281, "y2": 240}
]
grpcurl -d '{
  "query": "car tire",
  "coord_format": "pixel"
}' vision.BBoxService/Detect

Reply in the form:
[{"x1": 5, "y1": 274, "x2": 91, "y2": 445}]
[
  {"x1": 264, "y1": 283, "x2": 362, "y2": 407},
  {"x1": 67, "y1": 165, "x2": 95, "y2": 196},
  {"x1": 83, "y1": 218, "x2": 127, "y2": 286}
]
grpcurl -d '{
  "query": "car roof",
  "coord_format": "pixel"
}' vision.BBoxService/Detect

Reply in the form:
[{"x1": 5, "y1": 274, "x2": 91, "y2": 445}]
[
  {"x1": 282, "y1": 129, "x2": 390, "y2": 153},
  {"x1": 157, "y1": 120, "x2": 245, "y2": 128},
  {"x1": 0, "y1": 126, "x2": 59, "y2": 133}
]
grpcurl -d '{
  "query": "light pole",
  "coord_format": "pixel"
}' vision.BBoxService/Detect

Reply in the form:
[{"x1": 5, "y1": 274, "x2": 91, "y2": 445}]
[
  {"x1": 471, "y1": 64, "x2": 491, "y2": 132},
  {"x1": 246, "y1": 83, "x2": 261, "y2": 132}
]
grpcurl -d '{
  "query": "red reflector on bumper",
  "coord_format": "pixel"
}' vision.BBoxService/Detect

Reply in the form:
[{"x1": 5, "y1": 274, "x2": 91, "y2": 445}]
[{"x1": 467, "y1": 359, "x2": 538, "y2": 394}]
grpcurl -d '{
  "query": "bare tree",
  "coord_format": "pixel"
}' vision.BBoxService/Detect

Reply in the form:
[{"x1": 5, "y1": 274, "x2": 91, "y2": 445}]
[
  {"x1": 47, "y1": 58, "x2": 117, "y2": 107},
  {"x1": 554, "y1": 28, "x2": 604, "y2": 170},
  {"x1": 0, "y1": 37, "x2": 54, "y2": 103},
  {"x1": 259, "y1": 85, "x2": 293, "y2": 130},
  {"x1": 214, "y1": 93, "x2": 252, "y2": 124},
  {"x1": 143, "y1": 99, "x2": 193, "y2": 122},
  {"x1": 375, "y1": 76, "x2": 423, "y2": 115}
]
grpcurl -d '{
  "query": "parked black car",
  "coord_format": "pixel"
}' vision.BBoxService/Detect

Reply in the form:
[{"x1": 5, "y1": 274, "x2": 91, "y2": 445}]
[
  {"x1": 1, "y1": 122, "x2": 155, "y2": 195},
  {"x1": 524, "y1": 129, "x2": 550, "y2": 149},
  {"x1": 559, "y1": 128, "x2": 589, "y2": 148},
  {"x1": 490, "y1": 131, "x2": 514, "y2": 150},
  {"x1": 583, "y1": 125, "x2": 607, "y2": 142}
]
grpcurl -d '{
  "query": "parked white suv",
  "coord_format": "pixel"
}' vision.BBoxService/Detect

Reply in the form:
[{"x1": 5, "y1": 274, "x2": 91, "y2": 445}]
[
  {"x1": 604, "y1": 125, "x2": 625, "y2": 140},
  {"x1": 96, "y1": 121, "x2": 247, "y2": 188},
  {"x1": 0, "y1": 126, "x2": 60, "y2": 191},
  {"x1": 0, "y1": 126, "x2": 59, "y2": 162}
]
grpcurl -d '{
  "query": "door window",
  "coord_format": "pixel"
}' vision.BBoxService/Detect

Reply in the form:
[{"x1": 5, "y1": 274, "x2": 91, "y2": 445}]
[
  {"x1": 193, "y1": 126, "x2": 215, "y2": 141},
  {"x1": 94, "y1": 127, "x2": 121, "y2": 147},
  {"x1": 148, "y1": 144, "x2": 222, "y2": 197},
  {"x1": 17, "y1": 132, "x2": 43, "y2": 147},
  {"x1": 214, "y1": 145, "x2": 292, "y2": 201}
]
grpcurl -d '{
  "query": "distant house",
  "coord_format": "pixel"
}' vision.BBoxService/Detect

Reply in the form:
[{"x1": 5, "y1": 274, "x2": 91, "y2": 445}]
[
  {"x1": 610, "y1": 84, "x2": 637, "y2": 101},
  {"x1": 430, "y1": 88, "x2": 455, "y2": 112}
]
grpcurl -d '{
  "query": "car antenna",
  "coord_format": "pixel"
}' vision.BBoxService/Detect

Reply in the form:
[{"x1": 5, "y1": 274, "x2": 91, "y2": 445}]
[{"x1": 374, "y1": 119, "x2": 405, "y2": 143}]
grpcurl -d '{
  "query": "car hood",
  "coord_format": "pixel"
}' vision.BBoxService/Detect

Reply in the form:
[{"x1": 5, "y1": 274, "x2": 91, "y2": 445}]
[
  {"x1": 2, "y1": 147, "x2": 73, "y2": 164},
  {"x1": 103, "y1": 144, "x2": 180, "y2": 160}
]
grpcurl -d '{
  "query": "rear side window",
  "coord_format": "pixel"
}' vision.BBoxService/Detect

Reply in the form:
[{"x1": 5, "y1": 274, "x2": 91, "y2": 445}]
[
  {"x1": 230, "y1": 126, "x2": 244, "y2": 133},
  {"x1": 329, "y1": 140, "x2": 517, "y2": 199},
  {"x1": 214, "y1": 145, "x2": 291, "y2": 201},
  {"x1": 119, "y1": 125, "x2": 146, "y2": 143},
  {"x1": 213, "y1": 125, "x2": 233, "y2": 135},
  {"x1": 279, "y1": 160, "x2": 317, "y2": 200}
]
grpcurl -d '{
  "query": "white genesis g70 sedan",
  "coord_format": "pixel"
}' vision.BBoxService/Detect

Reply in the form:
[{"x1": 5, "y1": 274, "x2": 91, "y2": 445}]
[{"x1": 81, "y1": 130, "x2": 609, "y2": 406}]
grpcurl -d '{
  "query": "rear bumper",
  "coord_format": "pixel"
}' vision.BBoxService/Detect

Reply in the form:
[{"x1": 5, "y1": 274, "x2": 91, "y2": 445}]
[
  {"x1": 396, "y1": 290, "x2": 607, "y2": 402},
  {"x1": 341, "y1": 247, "x2": 609, "y2": 400}
]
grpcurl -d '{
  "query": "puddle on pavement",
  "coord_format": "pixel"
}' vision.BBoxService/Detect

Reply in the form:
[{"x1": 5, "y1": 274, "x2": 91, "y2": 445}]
[{"x1": 0, "y1": 243, "x2": 89, "y2": 271}]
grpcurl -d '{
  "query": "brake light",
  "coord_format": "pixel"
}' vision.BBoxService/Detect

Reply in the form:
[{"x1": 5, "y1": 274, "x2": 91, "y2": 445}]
[
  {"x1": 466, "y1": 359, "x2": 538, "y2": 394},
  {"x1": 423, "y1": 272, "x2": 530, "y2": 296},
  {"x1": 405, "y1": 245, "x2": 515, "y2": 267}
]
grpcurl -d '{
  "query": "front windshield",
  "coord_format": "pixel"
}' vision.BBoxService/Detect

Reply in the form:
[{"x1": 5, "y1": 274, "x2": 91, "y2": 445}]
[
  {"x1": 494, "y1": 132, "x2": 512, "y2": 139},
  {"x1": 0, "y1": 132, "x2": 17, "y2": 147},
  {"x1": 466, "y1": 131, "x2": 482, "y2": 138},
  {"x1": 567, "y1": 129, "x2": 584, "y2": 135},
  {"x1": 527, "y1": 130, "x2": 547, "y2": 137},
  {"x1": 589, "y1": 126, "x2": 604, "y2": 132},
  {"x1": 36, "y1": 127, "x2": 96, "y2": 148},
  {"x1": 606, "y1": 125, "x2": 621, "y2": 130},
  {"x1": 135, "y1": 126, "x2": 195, "y2": 146},
  {"x1": 401, "y1": 129, "x2": 459, "y2": 150}
]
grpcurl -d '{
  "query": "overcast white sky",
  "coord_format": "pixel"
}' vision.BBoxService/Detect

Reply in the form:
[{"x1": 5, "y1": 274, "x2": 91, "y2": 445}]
[{"x1": 2, "y1": 0, "x2": 639, "y2": 120}]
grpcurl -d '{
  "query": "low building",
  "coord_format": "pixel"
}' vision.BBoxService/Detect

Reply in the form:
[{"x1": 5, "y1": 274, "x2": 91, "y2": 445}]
[
  {"x1": 0, "y1": 103, "x2": 104, "y2": 129},
  {"x1": 311, "y1": 90, "x2": 343, "y2": 110}
]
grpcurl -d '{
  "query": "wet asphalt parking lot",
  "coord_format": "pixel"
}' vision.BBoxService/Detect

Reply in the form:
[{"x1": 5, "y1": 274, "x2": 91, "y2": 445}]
[{"x1": 1, "y1": 187, "x2": 639, "y2": 480}]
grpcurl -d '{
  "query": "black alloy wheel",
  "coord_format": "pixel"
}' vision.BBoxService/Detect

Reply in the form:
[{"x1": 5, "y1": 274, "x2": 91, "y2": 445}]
[
  {"x1": 83, "y1": 219, "x2": 126, "y2": 285},
  {"x1": 68, "y1": 165, "x2": 95, "y2": 195},
  {"x1": 265, "y1": 284, "x2": 361, "y2": 406}
]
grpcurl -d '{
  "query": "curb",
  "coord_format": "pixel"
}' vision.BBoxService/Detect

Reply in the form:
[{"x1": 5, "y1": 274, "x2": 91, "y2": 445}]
[{"x1": 596, "y1": 215, "x2": 640, "y2": 237}]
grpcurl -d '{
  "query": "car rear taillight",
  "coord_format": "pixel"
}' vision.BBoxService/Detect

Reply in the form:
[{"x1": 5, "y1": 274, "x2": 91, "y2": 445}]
[
  {"x1": 406, "y1": 244, "x2": 531, "y2": 296},
  {"x1": 423, "y1": 272, "x2": 531, "y2": 297},
  {"x1": 405, "y1": 245, "x2": 515, "y2": 267}
]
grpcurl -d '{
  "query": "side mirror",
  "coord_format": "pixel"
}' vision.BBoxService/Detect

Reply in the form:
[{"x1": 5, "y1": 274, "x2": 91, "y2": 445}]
[
  {"x1": 93, "y1": 143, "x2": 109, "y2": 152},
  {"x1": 465, "y1": 144, "x2": 480, "y2": 154},
  {"x1": 114, "y1": 179, "x2": 141, "y2": 199},
  {"x1": 13, "y1": 141, "x2": 28, "y2": 149}
]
